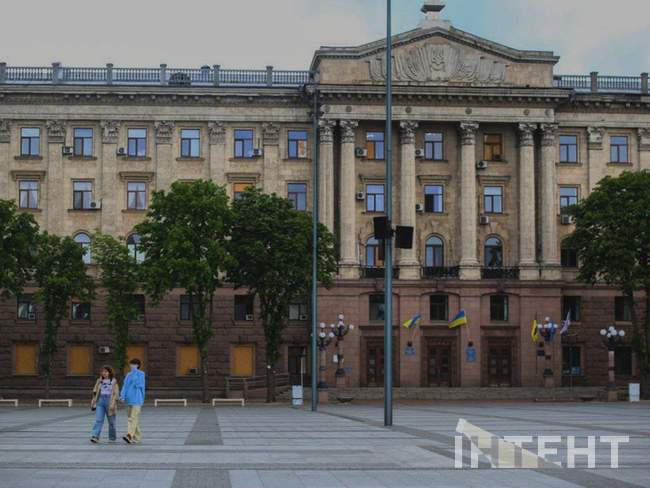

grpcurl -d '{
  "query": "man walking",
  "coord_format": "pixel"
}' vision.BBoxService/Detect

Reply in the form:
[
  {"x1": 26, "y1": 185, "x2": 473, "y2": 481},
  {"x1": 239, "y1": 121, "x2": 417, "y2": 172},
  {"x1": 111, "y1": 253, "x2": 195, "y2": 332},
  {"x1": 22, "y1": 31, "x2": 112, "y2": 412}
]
[{"x1": 120, "y1": 358, "x2": 145, "y2": 444}]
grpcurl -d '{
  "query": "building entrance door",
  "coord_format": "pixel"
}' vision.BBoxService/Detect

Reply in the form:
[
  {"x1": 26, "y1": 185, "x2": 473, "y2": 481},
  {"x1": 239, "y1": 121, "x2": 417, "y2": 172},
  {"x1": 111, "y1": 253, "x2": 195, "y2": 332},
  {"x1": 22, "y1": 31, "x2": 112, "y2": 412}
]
[
  {"x1": 366, "y1": 342, "x2": 384, "y2": 387},
  {"x1": 487, "y1": 343, "x2": 512, "y2": 386},
  {"x1": 427, "y1": 343, "x2": 451, "y2": 387}
]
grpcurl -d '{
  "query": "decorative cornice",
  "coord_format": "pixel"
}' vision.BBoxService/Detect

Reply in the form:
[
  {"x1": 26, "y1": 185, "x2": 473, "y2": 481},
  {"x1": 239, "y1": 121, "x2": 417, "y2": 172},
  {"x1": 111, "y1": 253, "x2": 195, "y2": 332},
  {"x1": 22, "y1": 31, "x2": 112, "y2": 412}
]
[
  {"x1": 0, "y1": 119, "x2": 10, "y2": 143},
  {"x1": 262, "y1": 122, "x2": 280, "y2": 146},
  {"x1": 154, "y1": 120, "x2": 175, "y2": 144},
  {"x1": 399, "y1": 121, "x2": 418, "y2": 145},
  {"x1": 339, "y1": 120, "x2": 359, "y2": 144},
  {"x1": 540, "y1": 123, "x2": 558, "y2": 147},
  {"x1": 517, "y1": 123, "x2": 537, "y2": 147},
  {"x1": 100, "y1": 120, "x2": 120, "y2": 144},
  {"x1": 638, "y1": 128, "x2": 650, "y2": 152},
  {"x1": 318, "y1": 119, "x2": 337, "y2": 144},
  {"x1": 459, "y1": 121, "x2": 479, "y2": 146},
  {"x1": 587, "y1": 126, "x2": 604, "y2": 150},
  {"x1": 208, "y1": 121, "x2": 226, "y2": 145},
  {"x1": 46, "y1": 120, "x2": 66, "y2": 144}
]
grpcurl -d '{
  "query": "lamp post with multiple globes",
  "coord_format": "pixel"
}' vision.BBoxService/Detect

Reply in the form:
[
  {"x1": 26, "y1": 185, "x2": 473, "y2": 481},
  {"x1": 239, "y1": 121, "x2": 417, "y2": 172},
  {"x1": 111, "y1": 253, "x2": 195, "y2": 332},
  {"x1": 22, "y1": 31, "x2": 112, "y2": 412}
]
[
  {"x1": 600, "y1": 324, "x2": 625, "y2": 401},
  {"x1": 537, "y1": 317, "x2": 559, "y2": 387},
  {"x1": 330, "y1": 314, "x2": 354, "y2": 384}
]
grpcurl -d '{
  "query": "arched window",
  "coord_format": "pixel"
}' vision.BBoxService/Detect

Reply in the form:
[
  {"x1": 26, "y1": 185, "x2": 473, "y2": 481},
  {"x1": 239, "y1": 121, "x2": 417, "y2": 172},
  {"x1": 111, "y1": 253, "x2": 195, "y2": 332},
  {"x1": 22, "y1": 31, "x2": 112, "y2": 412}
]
[
  {"x1": 74, "y1": 233, "x2": 91, "y2": 264},
  {"x1": 127, "y1": 233, "x2": 145, "y2": 263},
  {"x1": 561, "y1": 239, "x2": 578, "y2": 268},
  {"x1": 425, "y1": 236, "x2": 444, "y2": 267},
  {"x1": 484, "y1": 237, "x2": 503, "y2": 267},
  {"x1": 366, "y1": 237, "x2": 383, "y2": 267}
]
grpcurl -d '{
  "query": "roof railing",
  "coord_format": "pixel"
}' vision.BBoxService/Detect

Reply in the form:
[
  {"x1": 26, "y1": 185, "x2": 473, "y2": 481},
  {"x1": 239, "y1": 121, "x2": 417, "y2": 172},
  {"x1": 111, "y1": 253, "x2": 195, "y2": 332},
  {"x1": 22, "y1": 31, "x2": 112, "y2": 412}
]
[{"x1": 554, "y1": 72, "x2": 649, "y2": 94}]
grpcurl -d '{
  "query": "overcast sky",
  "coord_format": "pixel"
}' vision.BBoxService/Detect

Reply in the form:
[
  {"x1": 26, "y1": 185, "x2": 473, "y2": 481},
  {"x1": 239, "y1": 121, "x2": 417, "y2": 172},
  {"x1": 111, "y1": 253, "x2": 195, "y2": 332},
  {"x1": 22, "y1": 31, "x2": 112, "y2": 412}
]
[{"x1": 1, "y1": 0, "x2": 648, "y2": 74}]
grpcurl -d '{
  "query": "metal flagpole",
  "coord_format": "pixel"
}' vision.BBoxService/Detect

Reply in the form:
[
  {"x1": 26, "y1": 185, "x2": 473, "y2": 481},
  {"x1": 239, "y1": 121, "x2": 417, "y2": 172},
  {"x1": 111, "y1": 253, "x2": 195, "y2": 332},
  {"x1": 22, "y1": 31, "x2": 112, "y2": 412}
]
[
  {"x1": 311, "y1": 87, "x2": 320, "y2": 411},
  {"x1": 384, "y1": 0, "x2": 393, "y2": 427}
]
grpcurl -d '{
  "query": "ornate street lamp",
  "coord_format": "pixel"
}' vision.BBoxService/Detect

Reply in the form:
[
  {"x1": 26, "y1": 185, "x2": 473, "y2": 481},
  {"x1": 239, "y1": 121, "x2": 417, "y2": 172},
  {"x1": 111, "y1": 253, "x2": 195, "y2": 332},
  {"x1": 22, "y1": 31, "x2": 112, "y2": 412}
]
[
  {"x1": 600, "y1": 324, "x2": 625, "y2": 401},
  {"x1": 316, "y1": 323, "x2": 335, "y2": 389},
  {"x1": 330, "y1": 314, "x2": 355, "y2": 379},
  {"x1": 537, "y1": 316, "x2": 559, "y2": 387}
]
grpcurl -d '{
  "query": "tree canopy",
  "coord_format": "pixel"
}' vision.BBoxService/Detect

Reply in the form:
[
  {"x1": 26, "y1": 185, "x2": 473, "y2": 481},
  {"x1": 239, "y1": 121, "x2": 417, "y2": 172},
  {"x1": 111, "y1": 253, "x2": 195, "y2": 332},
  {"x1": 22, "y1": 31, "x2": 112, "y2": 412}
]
[{"x1": 0, "y1": 199, "x2": 39, "y2": 297}]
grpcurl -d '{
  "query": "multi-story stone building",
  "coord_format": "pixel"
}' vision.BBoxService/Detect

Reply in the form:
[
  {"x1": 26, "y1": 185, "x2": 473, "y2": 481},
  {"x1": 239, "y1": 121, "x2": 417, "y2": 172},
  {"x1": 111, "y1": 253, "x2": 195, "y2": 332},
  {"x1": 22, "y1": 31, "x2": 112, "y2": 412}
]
[{"x1": 1, "y1": 2, "x2": 647, "y2": 397}]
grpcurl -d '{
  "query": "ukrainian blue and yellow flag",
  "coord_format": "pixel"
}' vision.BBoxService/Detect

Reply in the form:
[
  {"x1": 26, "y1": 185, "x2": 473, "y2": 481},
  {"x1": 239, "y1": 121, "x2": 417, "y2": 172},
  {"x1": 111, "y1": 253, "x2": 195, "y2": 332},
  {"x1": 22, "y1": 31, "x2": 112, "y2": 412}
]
[
  {"x1": 448, "y1": 310, "x2": 468, "y2": 329},
  {"x1": 402, "y1": 314, "x2": 422, "y2": 329}
]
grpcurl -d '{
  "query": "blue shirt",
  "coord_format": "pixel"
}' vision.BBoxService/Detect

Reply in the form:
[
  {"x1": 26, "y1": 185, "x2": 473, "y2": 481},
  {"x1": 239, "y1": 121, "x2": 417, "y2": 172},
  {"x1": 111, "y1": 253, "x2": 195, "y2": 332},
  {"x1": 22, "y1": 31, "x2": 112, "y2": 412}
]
[{"x1": 120, "y1": 368, "x2": 145, "y2": 406}]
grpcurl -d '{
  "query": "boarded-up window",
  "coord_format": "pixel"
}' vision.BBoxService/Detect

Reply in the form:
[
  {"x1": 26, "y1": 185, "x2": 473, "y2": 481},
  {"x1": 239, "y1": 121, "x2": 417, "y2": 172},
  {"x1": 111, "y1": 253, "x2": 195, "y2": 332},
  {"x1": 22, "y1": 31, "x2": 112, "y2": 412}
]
[
  {"x1": 68, "y1": 344, "x2": 93, "y2": 376},
  {"x1": 124, "y1": 345, "x2": 147, "y2": 374},
  {"x1": 233, "y1": 182, "x2": 253, "y2": 200},
  {"x1": 177, "y1": 345, "x2": 200, "y2": 376},
  {"x1": 231, "y1": 344, "x2": 255, "y2": 377},
  {"x1": 14, "y1": 343, "x2": 38, "y2": 375}
]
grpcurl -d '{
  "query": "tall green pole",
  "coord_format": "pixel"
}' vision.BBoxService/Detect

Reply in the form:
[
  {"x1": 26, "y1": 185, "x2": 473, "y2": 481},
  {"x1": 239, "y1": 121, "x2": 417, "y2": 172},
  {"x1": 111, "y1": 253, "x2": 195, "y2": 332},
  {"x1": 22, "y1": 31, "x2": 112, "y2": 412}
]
[
  {"x1": 384, "y1": 0, "x2": 393, "y2": 427},
  {"x1": 311, "y1": 88, "x2": 319, "y2": 411}
]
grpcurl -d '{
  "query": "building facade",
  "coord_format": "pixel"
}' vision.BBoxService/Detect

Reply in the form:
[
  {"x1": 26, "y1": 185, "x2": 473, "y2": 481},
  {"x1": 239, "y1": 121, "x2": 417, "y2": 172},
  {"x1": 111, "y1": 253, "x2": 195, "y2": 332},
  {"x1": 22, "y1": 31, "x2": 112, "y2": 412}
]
[{"x1": 1, "y1": 2, "x2": 648, "y2": 397}]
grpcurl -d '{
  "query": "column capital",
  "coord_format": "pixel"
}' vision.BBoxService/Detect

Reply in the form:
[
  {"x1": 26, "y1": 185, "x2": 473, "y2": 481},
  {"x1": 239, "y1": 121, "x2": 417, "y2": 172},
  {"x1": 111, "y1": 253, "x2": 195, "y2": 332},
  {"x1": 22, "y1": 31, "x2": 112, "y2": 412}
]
[
  {"x1": 0, "y1": 119, "x2": 10, "y2": 143},
  {"x1": 46, "y1": 120, "x2": 66, "y2": 144},
  {"x1": 100, "y1": 120, "x2": 121, "y2": 144},
  {"x1": 459, "y1": 121, "x2": 479, "y2": 145},
  {"x1": 587, "y1": 126, "x2": 604, "y2": 150},
  {"x1": 518, "y1": 123, "x2": 537, "y2": 147},
  {"x1": 540, "y1": 123, "x2": 558, "y2": 147},
  {"x1": 638, "y1": 127, "x2": 650, "y2": 151},
  {"x1": 399, "y1": 120, "x2": 419, "y2": 145},
  {"x1": 318, "y1": 119, "x2": 337, "y2": 144},
  {"x1": 208, "y1": 121, "x2": 226, "y2": 145},
  {"x1": 339, "y1": 120, "x2": 359, "y2": 144},
  {"x1": 154, "y1": 120, "x2": 175, "y2": 144},
  {"x1": 262, "y1": 122, "x2": 280, "y2": 146}
]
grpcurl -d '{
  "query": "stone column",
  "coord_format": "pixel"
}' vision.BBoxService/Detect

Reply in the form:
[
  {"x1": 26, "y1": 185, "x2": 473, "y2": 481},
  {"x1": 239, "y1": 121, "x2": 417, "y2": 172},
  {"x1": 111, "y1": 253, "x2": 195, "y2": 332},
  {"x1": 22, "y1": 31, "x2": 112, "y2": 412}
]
[
  {"x1": 339, "y1": 120, "x2": 359, "y2": 279},
  {"x1": 540, "y1": 123, "x2": 561, "y2": 280},
  {"x1": 0, "y1": 120, "x2": 10, "y2": 203},
  {"x1": 517, "y1": 123, "x2": 538, "y2": 280},
  {"x1": 262, "y1": 123, "x2": 280, "y2": 195},
  {"x1": 638, "y1": 128, "x2": 650, "y2": 171},
  {"x1": 46, "y1": 121, "x2": 66, "y2": 234},
  {"x1": 100, "y1": 120, "x2": 121, "y2": 236},
  {"x1": 398, "y1": 121, "x2": 419, "y2": 279},
  {"x1": 587, "y1": 126, "x2": 605, "y2": 191},
  {"x1": 154, "y1": 121, "x2": 175, "y2": 191},
  {"x1": 458, "y1": 122, "x2": 480, "y2": 280},
  {"x1": 208, "y1": 122, "x2": 226, "y2": 184},
  {"x1": 318, "y1": 119, "x2": 336, "y2": 231}
]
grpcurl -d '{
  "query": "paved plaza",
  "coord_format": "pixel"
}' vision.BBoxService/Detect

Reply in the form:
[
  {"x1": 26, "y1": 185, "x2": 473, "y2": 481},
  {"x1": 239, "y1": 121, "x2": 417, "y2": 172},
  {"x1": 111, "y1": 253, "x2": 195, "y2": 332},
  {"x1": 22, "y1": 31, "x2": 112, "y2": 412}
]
[{"x1": 0, "y1": 401, "x2": 648, "y2": 487}]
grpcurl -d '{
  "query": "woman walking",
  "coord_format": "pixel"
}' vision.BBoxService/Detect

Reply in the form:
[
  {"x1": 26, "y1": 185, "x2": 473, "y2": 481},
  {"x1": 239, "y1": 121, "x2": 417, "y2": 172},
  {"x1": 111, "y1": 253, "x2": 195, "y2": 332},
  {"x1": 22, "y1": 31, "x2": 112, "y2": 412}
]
[{"x1": 90, "y1": 365, "x2": 119, "y2": 443}]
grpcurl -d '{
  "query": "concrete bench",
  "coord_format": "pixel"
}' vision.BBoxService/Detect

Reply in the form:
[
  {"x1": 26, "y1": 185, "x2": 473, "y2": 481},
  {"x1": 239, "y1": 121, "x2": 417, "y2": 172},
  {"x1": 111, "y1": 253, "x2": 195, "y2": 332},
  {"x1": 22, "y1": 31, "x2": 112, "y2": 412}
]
[
  {"x1": 212, "y1": 398, "x2": 245, "y2": 407},
  {"x1": 38, "y1": 399, "x2": 72, "y2": 408},
  {"x1": 154, "y1": 398, "x2": 187, "y2": 407},
  {"x1": 0, "y1": 399, "x2": 18, "y2": 407}
]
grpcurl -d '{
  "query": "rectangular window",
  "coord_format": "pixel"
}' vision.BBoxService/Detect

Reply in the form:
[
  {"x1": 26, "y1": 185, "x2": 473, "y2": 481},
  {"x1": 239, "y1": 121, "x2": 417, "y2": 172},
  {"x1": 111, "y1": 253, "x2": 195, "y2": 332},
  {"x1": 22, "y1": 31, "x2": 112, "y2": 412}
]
[
  {"x1": 17, "y1": 295, "x2": 35, "y2": 321},
  {"x1": 130, "y1": 294, "x2": 146, "y2": 321},
  {"x1": 177, "y1": 345, "x2": 200, "y2": 376},
  {"x1": 559, "y1": 135, "x2": 578, "y2": 163},
  {"x1": 369, "y1": 294, "x2": 385, "y2": 321},
  {"x1": 289, "y1": 297, "x2": 308, "y2": 321},
  {"x1": 429, "y1": 295, "x2": 449, "y2": 321},
  {"x1": 127, "y1": 128, "x2": 147, "y2": 157},
  {"x1": 71, "y1": 302, "x2": 91, "y2": 321},
  {"x1": 73, "y1": 181, "x2": 93, "y2": 209},
  {"x1": 180, "y1": 295, "x2": 201, "y2": 321},
  {"x1": 490, "y1": 295, "x2": 509, "y2": 321},
  {"x1": 67, "y1": 344, "x2": 93, "y2": 376},
  {"x1": 287, "y1": 183, "x2": 307, "y2": 211},
  {"x1": 127, "y1": 182, "x2": 147, "y2": 210},
  {"x1": 562, "y1": 345, "x2": 582, "y2": 376},
  {"x1": 484, "y1": 186, "x2": 503, "y2": 214},
  {"x1": 366, "y1": 132, "x2": 385, "y2": 160},
  {"x1": 14, "y1": 343, "x2": 38, "y2": 375},
  {"x1": 233, "y1": 182, "x2": 252, "y2": 200},
  {"x1": 288, "y1": 130, "x2": 308, "y2": 159},
  {"x1": 180, "y1": 129, "x2": 201, "y2": 158},
  {"x1": 424, "y1": 132, "x2": 444, "y2": 160},
  {"x1": 234, "y1": 295, "x2": 254, "y2": 321},
  {"x1": 234, "y1": 129, "x2": 254, "y2": 158},
  {"x1": 366, "y1": 184, "x2": 385, "y2": 213},
  {"x1": 73, "y1": 128, "x2": 93, "y2": 157},
  {"x1": 615, "y1": 297, "x2": 632, "y2": 322},
  {"x1": 18, "y1": 180, "x2": 39, "y2": 209},
  {"x1": 424, "y1": 185, "x2": 444, "y2": 213},
  {"x1": 20, "y1": 128, "x2": 40, "y2": 156},
  {"x1": 610, "y1": 136, "x2": 629, "y2": 163},
  {"x1": 231, "y1": 344, "x2": 255, "y2": 377},
  {"x1": 559, "y1": 187, "x2": 578, "y2": 212},
  {"x1": 615, "y1": 346, "x2": 633, "y2": 375},
  {"x1": 562, "y1": 296, "x2": 581, "y2": 322},
  {"x1": 483, "y1": 134, "x2": 503, "y2": 161}
]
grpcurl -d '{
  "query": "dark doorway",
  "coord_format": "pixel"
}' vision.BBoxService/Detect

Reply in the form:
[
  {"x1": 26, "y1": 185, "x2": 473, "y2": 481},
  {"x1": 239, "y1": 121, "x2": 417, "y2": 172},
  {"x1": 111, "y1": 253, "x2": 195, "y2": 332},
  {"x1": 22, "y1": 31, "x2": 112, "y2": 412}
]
[
  {"x1": 487, "y1": 343, "x2": 512, "y2": 386},
  {"x1": 427, "y1": 343, "x2": 452, "y2": 387}
]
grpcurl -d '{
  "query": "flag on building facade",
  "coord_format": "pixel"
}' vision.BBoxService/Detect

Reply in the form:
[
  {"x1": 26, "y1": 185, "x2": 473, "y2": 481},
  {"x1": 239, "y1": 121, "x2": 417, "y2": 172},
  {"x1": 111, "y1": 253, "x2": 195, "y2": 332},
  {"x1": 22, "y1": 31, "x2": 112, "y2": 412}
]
[
  {"x1": 402, "y1": 314, "x2": 422, "y2": 329},
  {"x1": 531, "y1": 317, "x2": 540, "y2": 343},
  {"x1": 449, "y1": 310, "x2": 468, "y2": 329},
  {"x1": 560, "y1": 311, "x2": 571, "y2": 335}
]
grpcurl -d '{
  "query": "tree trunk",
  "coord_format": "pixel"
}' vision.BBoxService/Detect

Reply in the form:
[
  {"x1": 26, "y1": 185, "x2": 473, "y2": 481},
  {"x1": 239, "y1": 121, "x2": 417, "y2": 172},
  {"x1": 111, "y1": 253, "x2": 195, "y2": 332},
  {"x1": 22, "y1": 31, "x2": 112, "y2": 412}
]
[
  {"x1": 642, "y1": 288, "x2": 650, "y2": 400},
  {"x1": 266, "y1": 354, "x2": 276, "y2": 403},
  {"x1": 201, "y1": 353, "x2": 209, "y2": 404},
  {"x1": 45, "y1": 373, "x2": 51, "y2": 399}
]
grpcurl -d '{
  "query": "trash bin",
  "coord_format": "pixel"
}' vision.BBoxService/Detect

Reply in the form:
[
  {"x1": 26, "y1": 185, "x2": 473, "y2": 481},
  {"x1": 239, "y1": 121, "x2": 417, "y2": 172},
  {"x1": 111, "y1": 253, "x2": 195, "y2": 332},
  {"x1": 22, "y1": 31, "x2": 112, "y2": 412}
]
[
  {"x1": 292, "y1": 385, "x2": 303, "y2": 407},
  {"x1": 629, "y1": 383, "x2": 640, "y2": 402}
]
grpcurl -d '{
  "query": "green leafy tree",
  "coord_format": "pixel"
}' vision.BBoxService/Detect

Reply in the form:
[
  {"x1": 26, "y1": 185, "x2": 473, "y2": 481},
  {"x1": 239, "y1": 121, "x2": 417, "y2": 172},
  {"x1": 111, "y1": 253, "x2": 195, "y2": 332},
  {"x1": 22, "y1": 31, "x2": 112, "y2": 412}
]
[
  {"x1": 567, "y1": 170, "x2": 650, "y2": 398},
  {"x1": 229, "y1": 188, "x2": 337, "y2": 402},
  {"x1": 135, "y1": 180, "x2": 232, "y2": 403},
  {"x1": 0, "y1": 199, "x2": 39, "y2": 297},
  {"x1": 34, "y1": 233, "x2": 95, "y2": 397},
  {"x1": 92, "y1": 232, "x2": 140, "y2": 380}
]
